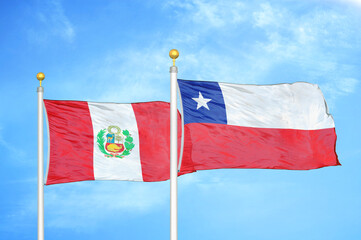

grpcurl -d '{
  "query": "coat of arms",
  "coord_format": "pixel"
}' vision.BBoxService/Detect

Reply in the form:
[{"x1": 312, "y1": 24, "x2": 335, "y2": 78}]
[{"x1": 97, "y1": 125, "x2": 135, "y2": 158}]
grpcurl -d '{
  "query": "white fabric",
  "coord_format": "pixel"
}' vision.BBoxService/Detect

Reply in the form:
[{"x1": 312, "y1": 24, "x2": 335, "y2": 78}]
[
  {"x1": 88, "y1": 102, "x2": 143, "y2": 181},
  {"x1": 219, "y1": 82, "x2": 335, "y2": 130}
]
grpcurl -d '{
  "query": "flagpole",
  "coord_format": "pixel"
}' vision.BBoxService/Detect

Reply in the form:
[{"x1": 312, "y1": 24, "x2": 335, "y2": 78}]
[
  {"x1": 169, "y1": 49, "x2": 179, "y2": 240},
  {"x1": 37, "y1": 72, "x2": 45, "y2": 240}
]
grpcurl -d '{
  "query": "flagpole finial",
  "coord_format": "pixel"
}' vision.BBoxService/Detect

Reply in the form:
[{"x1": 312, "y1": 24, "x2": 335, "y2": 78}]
[
  {"x1": 36, "y1": 72, "x2": 45, "y2": 87},
  {"x1": 169, "y1": 49, "x2": 179, "y2": 66}
]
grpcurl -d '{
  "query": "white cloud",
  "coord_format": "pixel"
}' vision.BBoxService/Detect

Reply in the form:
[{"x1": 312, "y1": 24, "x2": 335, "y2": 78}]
[
  {"x1": 72, "y1": 47, "x2": 172, "y2": 103},
  {"x1": 49, "y1": 1, "x2": 360, "y2": 110},
  {"x1": 165, "y1": 0, "x2": 246, "y2": 28},
  {"x1": 29, "y1": 0, "x2": 75, "y2": 43},
  {"x1": 248, "y1": 3, "x2": 361, "y2": 107},
  {"x1": 5, "y1": 181, "x2": 169, "y2": 230},
  {"x1": 320, "y1": 77, "x2": 359, "y2": 108},
  {"x1": 338, "y1": 78, "x2": 358, "y2": 93},
  {"x1": 44, "y1": 182, "x2": 168, "y2": 229},
  {"x1": 0, "y1": 127, "x2": 26, "y2": 160},
  {"x1": 253, "y1": 2, "x2": 284, "y2": 28},
  {"x1": 333, "y1": 0, "x2": 361, "y2": 7},
  {"x1": 107, "y1": 1, "x2": 360, "y2": 108}
]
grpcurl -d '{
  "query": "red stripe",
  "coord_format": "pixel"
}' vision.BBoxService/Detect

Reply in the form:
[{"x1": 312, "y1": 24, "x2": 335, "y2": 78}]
[
  {"x1": 44, "y1": 100, "x2": 95, "y2": 185},
  {"x1": 183, "y1": 123, "x2": 340, "y2": 170},
  {"x1": 132, "y1": 102, "x2": 195, "y2": 182}
]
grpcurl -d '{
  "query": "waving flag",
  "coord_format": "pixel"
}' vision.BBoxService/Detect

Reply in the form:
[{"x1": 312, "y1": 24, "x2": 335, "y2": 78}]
[
  {"x1": 44, "y1": 100, "x2": 194, "y2": 185},
  {"x1": 178, "y1": 79, "x2": 340, "y2": 171}
]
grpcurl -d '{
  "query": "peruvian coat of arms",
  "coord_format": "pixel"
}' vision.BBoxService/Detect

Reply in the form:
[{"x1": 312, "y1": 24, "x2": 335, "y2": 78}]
[{"x1": 97, "y1": 125, "x2": 135, "y2": 158}]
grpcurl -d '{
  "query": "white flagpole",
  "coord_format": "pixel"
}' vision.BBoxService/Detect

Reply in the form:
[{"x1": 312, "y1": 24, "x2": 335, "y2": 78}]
[
  {"x1": 37, "y1": 72, "x2": 45, "y2": 240},
  {"x1": 169, "y1": 49, "x2": 179, "y2": 240}
]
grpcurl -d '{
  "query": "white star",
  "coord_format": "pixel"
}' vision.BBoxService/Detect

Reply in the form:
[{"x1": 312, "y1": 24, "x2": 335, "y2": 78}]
[{"x1": 192, "y1": 92, "x2": 212, "y2": 110}]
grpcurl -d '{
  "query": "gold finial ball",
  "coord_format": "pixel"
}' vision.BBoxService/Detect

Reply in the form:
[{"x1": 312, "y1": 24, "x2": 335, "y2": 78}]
[
  {"x1": 36, "y1": 72, "x2": 45, "y2": 81},
  {"x1": 169, "y1": 49, "x2": 179, "y2": 60}
]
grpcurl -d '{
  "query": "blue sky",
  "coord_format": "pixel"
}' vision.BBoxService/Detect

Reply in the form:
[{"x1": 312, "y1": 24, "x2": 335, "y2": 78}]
[{"x1": 1, "y1": 0, "x2": 361, "y2": 239}]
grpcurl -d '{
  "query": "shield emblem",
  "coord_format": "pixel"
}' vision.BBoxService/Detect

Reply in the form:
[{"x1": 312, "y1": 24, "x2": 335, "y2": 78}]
[{"x1": 97, "y1": 125, "x2": 135, "y2": 159}]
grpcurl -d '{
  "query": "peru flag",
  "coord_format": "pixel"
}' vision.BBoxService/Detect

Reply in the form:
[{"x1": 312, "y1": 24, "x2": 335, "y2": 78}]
[
  {"x1": 44, "y1": 100, "x2": 194, "y2": 185},
  {"x1": 178, "y1": 79, "x2": 340, "y2": 171}
]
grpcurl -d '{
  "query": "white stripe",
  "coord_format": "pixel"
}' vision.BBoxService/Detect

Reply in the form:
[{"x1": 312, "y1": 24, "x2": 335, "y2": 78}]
[
  {"x1": 88, "y1": 102, "x2": 143, "y2": 181},
  {"x1": 219, "y1": 82, "x2": 335, "y2": 130}
]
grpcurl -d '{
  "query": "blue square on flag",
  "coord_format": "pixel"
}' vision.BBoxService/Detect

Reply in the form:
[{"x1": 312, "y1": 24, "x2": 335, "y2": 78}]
[{"x1": 178, "y1": 79, "x2": 227, "y2": 125}]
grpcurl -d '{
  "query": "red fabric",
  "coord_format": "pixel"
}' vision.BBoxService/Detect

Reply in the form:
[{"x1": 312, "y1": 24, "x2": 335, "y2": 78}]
[
  {"x1": 44, "y1": 100, "x2": 95, "y2": 185},
  {"x1": 132, "y1": 102, "x2": 195, "y2": 182},
  {"x1": 183, "y1": 123, "x2": 340, "y2": 170}
]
